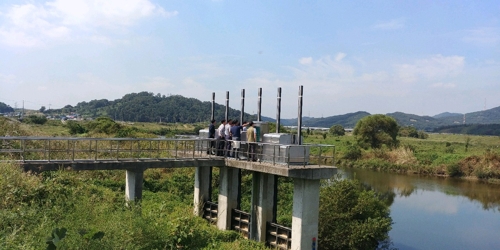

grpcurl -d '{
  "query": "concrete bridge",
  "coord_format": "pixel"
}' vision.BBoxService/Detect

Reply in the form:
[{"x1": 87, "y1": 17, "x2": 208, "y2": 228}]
[{"x1": 0, "y1": 135, "x2": 335, "y2": 250}]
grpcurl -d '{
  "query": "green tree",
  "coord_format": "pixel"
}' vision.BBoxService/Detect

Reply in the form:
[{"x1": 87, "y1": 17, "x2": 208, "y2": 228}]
[
  {"x1": 398, "y1": 126, "x2": 418, "y2": 138},
  {"x1": 353, "y1": 114, "x2": 399, "y2": 149},
  {"x1": 39, "y1": 106, "x2": 46, "y2": 113},
  {"x1": 319, "y1": 178, "x2": 392, "y2": 249},
  {"x1": 23, "y1": 115, "x2": 48, "y2": 125},
  {"x1": 65, "y1": 120, "x2": 88, "y2": 135},
  {"x1": 85, "y1": 117, "x2": 121, "y2": 135},
  {"x1": 329, "y1": 124, "x2": 345, "y2": 136}
]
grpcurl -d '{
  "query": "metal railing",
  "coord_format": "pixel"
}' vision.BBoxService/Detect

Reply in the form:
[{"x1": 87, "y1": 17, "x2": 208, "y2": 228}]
[
  {"x1": 201, "y1": 138, "x2": 335, "y2": 167},
  {"x1": 0, "y1": 136, "x2": 335, "y2": 167},
  {"x1": 266, "y1": 222, "x2": 292, "y2": 250},
  {"x1": 0, "y1": 136, "x2": 209, "y2": 162},
  {"x1": 203, "y1": 201, "x2": 218, "y2": 224},
  {"x1": 232, "y1": 209, "x2": 251, "y2": 239}
]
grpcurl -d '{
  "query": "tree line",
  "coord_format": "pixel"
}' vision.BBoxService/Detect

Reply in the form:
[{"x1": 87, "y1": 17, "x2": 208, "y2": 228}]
[{"x1": 46, "y1": 92, "x2": 257, "y2": 123}]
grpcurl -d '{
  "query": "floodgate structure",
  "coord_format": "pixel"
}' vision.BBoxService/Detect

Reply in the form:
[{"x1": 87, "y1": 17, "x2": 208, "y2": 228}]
[{"x1": 0, "y1": 87, "x2": 337, "y2": 250}]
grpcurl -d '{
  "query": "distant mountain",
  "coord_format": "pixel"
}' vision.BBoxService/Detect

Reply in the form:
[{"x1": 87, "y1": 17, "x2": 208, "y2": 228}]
[
  {"x1": 433, "y1": 112, "x2": 462, "y2": 119},
  {"x1": 439, "y1": 106, "x2": 500, "y2": 125},
  {"x1": 43, "y1": 92, "x2": 500, "y2": 134},
  {"x1": 0, "y1": 102, "x2": 14, "y2": 113},
  {"x1": 47, "y1": 92, "x2": 258, "y2": 123},
  {"x1": 300, "y1": 111, "x2": 370, "y2": 128},
  {"x1": 386, "y1": 112, "x2": 440, "y2": 131}
]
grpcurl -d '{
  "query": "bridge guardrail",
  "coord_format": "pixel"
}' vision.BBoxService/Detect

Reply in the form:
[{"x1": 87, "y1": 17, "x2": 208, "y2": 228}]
[{"x1": 0, "y1": 137, "x2": 334, "y2": 167}]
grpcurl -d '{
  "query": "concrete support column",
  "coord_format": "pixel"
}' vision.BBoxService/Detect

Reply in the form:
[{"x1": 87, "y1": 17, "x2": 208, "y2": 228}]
[
  {"x1": 217, "y1": 167, "x2": 240, "y2": 230},
  {"x1": 250, "y1": 172, "x2": 276, "y2": 242},
  {"x1": 125, "y1": 168, "x2": 144, "y2": 201},
  {"x1": 291, "y1": 178, "x2": 320, "y2": 250},
  {"x1": 194, "y1": 166, "x2": 212, "y2": 216}
]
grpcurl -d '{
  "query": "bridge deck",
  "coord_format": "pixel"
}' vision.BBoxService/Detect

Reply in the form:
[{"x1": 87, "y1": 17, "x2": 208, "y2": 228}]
[{"x1": 1, "y1": 136, "x2": 336, "y2": 179}]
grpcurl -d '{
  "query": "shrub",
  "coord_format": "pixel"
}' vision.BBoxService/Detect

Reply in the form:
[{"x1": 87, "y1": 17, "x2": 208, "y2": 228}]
[
  {"x1": 23, "y1": 115, "x2": 48, "y2": 125},
  {"x1": 343, "y1": 143, "x2": 362, "y2": 160},
  {"x1": 65, "y1": 120, "x2": 87, "y2": 135},
  {"x1": 85, "y1": 117, "x2": 121, "y2": 135},
  {"x1": 319, "y1": 178, "x2": 392, "y2": 249},
  {"x1": 329, "y1": 124, "x2": 345, "y2": 136},
  {"x1": 447, "y1": 164, "x2": 463, "y2": 177}
]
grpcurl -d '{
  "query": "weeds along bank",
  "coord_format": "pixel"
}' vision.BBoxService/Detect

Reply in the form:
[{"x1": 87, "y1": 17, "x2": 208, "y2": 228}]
[
  {"x1": 317, "y1": 132, "x2": 500, "y2": 181},
  {"x1": 0, "y1": 163, "x2": 267, "y2": 249}
]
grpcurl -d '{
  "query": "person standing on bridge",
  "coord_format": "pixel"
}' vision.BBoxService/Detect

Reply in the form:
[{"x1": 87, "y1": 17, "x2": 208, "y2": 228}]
[
  {"x1": 207, "y1": 119, "x2": 216, "y2": 154},
  {"x1": 246, "y1": 121, "x2": 257, "y2": 161},
  {"x1": 216, "y1": 120, "x2": 226, "y2": 156},
  {"x1": 230, "y1": 120, "x2": 243, "y2": 159},
  {"x1": 224, "y1": 119, "x2": 233, "y2": 157}
]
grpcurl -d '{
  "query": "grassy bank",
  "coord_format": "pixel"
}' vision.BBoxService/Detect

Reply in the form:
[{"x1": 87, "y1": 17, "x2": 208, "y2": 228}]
[
  {"x1": 305, "y1": 131, "x2": 500, "y2": 180},
  {"x1": 0, "y1": 162, "x2": 267, "y2": 249}
]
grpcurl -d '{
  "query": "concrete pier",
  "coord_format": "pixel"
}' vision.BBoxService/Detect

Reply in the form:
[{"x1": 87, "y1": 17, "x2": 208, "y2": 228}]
[
  {"x1": 250, "y1": 172, "x2": 276, "y2": 242},
  {"x1": 125, "y1": 168, "x2": 144, "y2": 201},
  {"x1": 217, "y1": 166, "x2": 240, "y2": 230},
  {"x1": 291, "y1": 178, "x2": 320, "y2": 250},
  {"x1": 194, "y1": 166, "x2": 212, "y2": 216}
]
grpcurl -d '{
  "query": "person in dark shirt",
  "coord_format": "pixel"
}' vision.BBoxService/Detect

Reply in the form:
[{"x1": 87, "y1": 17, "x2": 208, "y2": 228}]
[
  {"x1": 207, "y1": 119, "x2": 216, "y2": 154},
  {"x1": 230, "y1": 120, "x2": 243, "y2": 158}
]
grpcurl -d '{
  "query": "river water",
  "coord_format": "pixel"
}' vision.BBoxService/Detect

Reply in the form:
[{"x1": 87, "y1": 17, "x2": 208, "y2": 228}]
[{"x1": 341, "y1": 168, "x2": 500, "y2": 250}]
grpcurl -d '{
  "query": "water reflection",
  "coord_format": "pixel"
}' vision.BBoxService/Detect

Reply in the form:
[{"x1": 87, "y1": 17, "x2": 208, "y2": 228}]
[
  {"x1": 341, "y1": 168, "x2": 500, "y2": 250},
  {"x1": 342, "y1": 168, "x2": 500, "y2": 211}
]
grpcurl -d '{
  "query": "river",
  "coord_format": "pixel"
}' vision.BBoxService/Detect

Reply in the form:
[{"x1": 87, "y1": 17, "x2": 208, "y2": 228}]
[{"x1": 341, "y1": 168, "x2": 500, "y2": 250}]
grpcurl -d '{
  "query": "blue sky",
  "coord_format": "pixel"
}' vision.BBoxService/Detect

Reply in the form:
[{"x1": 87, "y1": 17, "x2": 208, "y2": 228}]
[{"x1": 1, "y1": 0, "x2": 499, "y2": 118}]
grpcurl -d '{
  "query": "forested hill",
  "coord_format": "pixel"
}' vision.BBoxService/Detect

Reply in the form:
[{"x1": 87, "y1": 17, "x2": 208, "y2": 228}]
[
  {"x1": 281, "y1": 111, "x2": 371, "y2": 128},
  {"x1": 38, "y1": 92, "x2": 500, "y2": 131},
  {"x1": 0, "y1": 102, "x2": 14, "y2": 113},
  {"x1": 50, "y1": 92, "x2": 257, "y2": 123}
]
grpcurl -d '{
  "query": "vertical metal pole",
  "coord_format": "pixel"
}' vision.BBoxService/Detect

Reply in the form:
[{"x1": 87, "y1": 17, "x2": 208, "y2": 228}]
[
  {"x1": 175, "y1": 140, "x2": 178, "y2": 158},
  {"x1": 318, "y1": 145, "x2": 322, "y2": 166},
  {"x1": 297, "y1": 85, "x2": 303, "y2": 145},
  {"x1": 276, "y1": 87, "x2": 281, "y2": 133},
  {"x1": 225, "y1": 91, "x2": 229, "y2": 121},
  {"x1": 149, "y1": 140, "x2": 152, "y2": 158},
  {"x1": 21, "y1": 139, "x2": 25, "y2": 162},
  {"x1": 48, "y1": 140, "x2": 51, "y2": 162},
  {"x1": 211, "y1": 92, "x2": 215, "y2": 121},
  {"x1": 240, "y1": 89, "x2": 245, "y2": 123},
  {"x1": 95, "y1": 140, "x2": 98, "y2": 161},
  {"x1": 257, "y1": 88, "x2": 262, "y2": 121}
]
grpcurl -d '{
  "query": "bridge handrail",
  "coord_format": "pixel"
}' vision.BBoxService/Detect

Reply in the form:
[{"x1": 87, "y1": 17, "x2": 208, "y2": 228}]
[{"x1": 0, "y1": 136, "x2": 335, "y2": 167}]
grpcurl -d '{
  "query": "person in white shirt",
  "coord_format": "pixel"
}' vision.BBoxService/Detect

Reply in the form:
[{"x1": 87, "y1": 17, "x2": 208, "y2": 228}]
[{"x1": 216, "y1": 120, "x2": 226, "y2": 156}]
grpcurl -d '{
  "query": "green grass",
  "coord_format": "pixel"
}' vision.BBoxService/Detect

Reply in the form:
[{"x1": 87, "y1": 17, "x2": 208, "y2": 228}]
[
  {"x1": 304, "y1": 132, "x2": 500, "y2": 180},
  {"x1": 0, "y1": 162, "x2": 267, "y2": 249}
]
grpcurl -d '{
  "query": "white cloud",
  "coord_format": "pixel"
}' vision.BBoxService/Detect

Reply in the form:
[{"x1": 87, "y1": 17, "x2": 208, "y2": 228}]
[
  {"x1": 430, "y1": 82, "x2": 456, "y2": 89},
  {"x1": 334, "y1": 52, "x2": 346, "y2": 62},
  {"x1": 299, "y1": 57, "x2": 312, "y2": 65},
  {"x1": 372, "y1": 18, "x2": 405, "y2": 30},
  {"x1": 462, "y1": 27, "x2": 500, "y2": 46},
  {"x1": 0, "y1": 0, "x2": 176, "y2": 47},
  {"x1": 395, "y1": 54, "x2": 465, "y2": 83}
]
